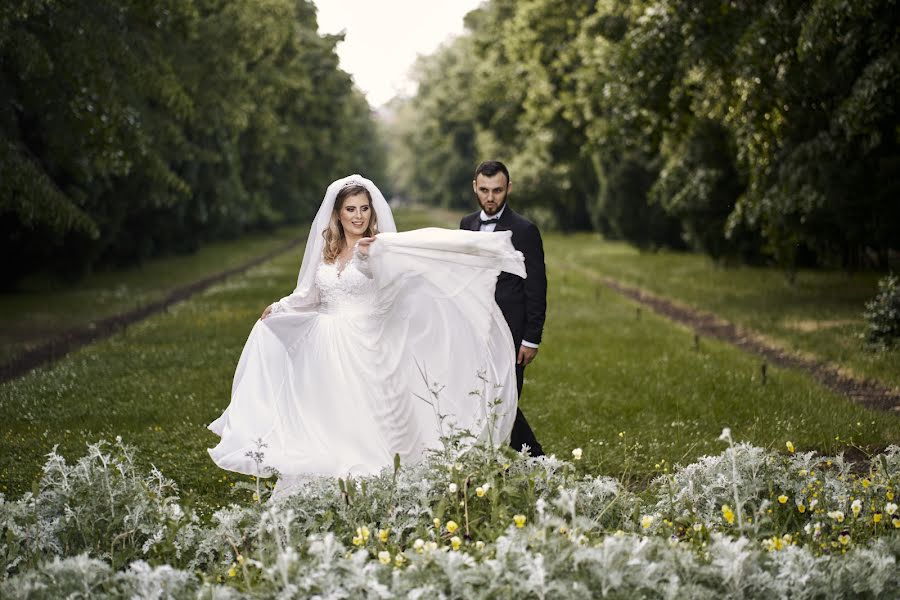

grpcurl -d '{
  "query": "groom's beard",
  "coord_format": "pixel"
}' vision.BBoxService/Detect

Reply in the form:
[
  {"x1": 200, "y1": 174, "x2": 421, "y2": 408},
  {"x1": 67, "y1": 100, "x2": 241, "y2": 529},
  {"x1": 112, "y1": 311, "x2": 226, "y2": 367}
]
[{"x1": 479, "y1": 196, "x2": 507, "y2": 216}]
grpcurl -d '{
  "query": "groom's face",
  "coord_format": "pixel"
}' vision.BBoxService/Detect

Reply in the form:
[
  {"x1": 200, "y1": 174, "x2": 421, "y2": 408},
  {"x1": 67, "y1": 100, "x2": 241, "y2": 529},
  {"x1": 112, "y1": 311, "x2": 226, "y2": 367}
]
[{"x1": 473, "y1": 173, "x2": 511, "y2": 216}]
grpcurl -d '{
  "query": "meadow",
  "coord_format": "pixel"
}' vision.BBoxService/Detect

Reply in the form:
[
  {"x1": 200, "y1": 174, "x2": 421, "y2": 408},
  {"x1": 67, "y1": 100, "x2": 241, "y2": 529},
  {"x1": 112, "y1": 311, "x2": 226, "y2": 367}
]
[{"x1": 1, "y1": 209, "x2": 896, "y2": 509}]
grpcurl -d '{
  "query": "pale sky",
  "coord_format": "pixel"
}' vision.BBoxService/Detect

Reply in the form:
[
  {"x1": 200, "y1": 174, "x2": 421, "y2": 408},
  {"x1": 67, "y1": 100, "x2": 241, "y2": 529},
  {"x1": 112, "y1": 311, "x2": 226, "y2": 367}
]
[{"x1": 313, "y1": 0, "x2": 484, "y2": 108}]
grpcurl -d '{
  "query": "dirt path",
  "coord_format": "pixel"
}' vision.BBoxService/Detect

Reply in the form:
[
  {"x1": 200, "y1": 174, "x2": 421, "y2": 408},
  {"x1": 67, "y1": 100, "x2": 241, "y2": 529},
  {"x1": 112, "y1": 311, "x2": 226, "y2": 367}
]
[
  {"x1": 0, "y1": 237, "x2": 303, "y2": 385},
  {"x1": 591, "y1": 274, "x2": 900, "y2": 413}
]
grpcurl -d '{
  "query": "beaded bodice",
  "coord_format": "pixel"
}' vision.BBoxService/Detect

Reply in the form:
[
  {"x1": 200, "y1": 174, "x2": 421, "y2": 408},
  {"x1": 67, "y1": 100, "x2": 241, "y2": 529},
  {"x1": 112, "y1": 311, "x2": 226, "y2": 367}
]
[{"x1": 315, "y1": 257, "x2": 376, "y2": 313}]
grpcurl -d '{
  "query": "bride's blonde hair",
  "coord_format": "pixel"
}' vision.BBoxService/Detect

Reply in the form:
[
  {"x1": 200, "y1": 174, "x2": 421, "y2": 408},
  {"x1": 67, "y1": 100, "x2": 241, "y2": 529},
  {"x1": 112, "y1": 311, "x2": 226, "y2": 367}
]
[{"x1": 323, "y1": 183, "x2": 378, "y2": 263}]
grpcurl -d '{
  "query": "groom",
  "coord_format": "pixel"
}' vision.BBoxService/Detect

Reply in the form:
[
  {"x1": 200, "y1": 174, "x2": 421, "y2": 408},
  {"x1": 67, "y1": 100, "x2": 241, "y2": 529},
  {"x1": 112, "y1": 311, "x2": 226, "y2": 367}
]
[{"x1": 460, "y1": 161, "x2": 547, "y2": 457}]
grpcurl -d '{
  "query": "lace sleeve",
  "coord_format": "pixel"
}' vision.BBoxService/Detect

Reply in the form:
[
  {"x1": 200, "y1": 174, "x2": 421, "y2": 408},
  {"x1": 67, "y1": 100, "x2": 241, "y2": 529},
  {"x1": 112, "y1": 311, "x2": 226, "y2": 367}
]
[
  {"x1": 354, "y1": 243, "x2": 373, "y2": 277},
  {"x1": 268, "y1": 286, "x2": 319, "y2": 314}
]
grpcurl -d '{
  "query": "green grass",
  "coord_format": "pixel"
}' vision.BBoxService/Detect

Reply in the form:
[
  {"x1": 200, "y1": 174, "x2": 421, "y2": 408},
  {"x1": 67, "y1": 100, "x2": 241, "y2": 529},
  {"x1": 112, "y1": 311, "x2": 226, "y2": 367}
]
[
  {"x1": 0, "y1": 225, "x2": 309, "y2": 366},
  {"x1": 1, "y1": 213, "x2": 897, "y2": 510},
  {"x1": 549, "y1": 234, "x2": 900, "y2": 389}
]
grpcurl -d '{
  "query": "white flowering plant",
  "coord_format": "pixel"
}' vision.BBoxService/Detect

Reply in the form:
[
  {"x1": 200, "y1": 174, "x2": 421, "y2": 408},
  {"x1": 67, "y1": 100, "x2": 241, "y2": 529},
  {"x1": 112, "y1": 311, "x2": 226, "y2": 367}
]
[{"x1": 1, "y1": 430, "x2": 897, "y2": 598}]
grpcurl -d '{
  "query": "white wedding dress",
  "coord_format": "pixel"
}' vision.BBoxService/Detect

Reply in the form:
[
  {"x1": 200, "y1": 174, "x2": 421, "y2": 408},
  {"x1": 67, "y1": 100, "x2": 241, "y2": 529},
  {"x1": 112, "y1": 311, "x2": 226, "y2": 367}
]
[{"x1": 207, "y1": 224, "x2": 525, "y2": 485}]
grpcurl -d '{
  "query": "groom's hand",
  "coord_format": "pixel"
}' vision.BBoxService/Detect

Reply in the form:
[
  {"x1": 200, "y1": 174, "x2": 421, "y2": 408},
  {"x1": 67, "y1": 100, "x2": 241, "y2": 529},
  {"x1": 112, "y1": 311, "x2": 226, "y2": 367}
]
[{"x1": 517, "y1": 345, "x2": 538, "y2": 366}]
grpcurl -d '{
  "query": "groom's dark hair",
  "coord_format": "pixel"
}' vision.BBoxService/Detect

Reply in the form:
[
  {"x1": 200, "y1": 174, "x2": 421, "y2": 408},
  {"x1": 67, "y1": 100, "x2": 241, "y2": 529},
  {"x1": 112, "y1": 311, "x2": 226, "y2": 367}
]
[{"x1": 474, "y1": 160, "x2": 510, "y2": 185}]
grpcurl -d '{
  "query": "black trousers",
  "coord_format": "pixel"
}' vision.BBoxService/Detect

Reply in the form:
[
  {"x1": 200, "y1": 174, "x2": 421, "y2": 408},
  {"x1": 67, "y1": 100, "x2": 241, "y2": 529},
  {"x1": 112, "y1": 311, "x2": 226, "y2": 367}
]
[{"x1": 509, "y1": 361, "x2": 544, "y2": 456}]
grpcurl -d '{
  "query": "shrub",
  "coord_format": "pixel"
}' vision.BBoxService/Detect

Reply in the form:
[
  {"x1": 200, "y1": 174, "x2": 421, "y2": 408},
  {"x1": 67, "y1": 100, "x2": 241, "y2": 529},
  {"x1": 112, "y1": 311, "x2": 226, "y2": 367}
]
[{"x1": 864, "y1": 274, "x2": 900, "y2": 349}]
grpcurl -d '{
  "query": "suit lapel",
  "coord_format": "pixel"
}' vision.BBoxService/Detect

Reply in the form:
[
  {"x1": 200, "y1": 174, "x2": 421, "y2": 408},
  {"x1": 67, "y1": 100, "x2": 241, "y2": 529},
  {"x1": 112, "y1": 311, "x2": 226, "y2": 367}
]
[{"x1": 492, "y1": 205, "x2": 514, "y2": 232}]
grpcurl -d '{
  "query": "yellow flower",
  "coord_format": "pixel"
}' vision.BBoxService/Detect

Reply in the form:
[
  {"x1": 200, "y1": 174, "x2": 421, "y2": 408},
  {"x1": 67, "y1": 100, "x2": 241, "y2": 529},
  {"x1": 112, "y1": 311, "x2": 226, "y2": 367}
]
[
  {"x1": 227, "y1": 564, "x2": 238, "y2": 577},
  {"x1": 893, "y1": 517, "x2": 900, "y2": 529},
  {"x1": 838, "y1": 533, "x2": 850, "y2": 546},
  {"x1": 861, "y1": 478, "x2": 871, "y2": 489},
  {"x1": 828, "y1": 511, "x2": 845, "y2": 523},
  {"x1": 433, "y1": 518, "x2": 441, "y2": 529},
  {"x1": 887, "y1": 491, "x2": 894, "y2": 501},
  {"x1": 797, "y1": 504, "x2": 806, "y2": 513},
  {"x1": 450, "y1": 536, "x2": 462, "y2": 550},
  {"x1": 778, "y1": 495, "x2": 788, "y2": 504},
  {"x1": 513, "y1": 514, "x2": 527, "y2": 528},
  {"x1": 786, "y1": 441, "x2": 795, "y2": 453},
  {"x1": 572, "y1": 448, "x2": 583, "y2": 461},
  {"x1": 476, "y1": 486, "x2": 486, "y2": 498},
  {"x1": 378, "y1": 529, "x2": 390, "y2": 544},
  {"x1": 378, "y1": 551, "x2": 391, "y2": 565},
  {"x1": 352, "y1": 536, "x2": 363, "y2": 547},
  {"x1": 873, "y1": 513, "x2": 883, "y2": 524},
  {"x1": 357, "y1": 526, "x2": 370, "y2": 541},
  {"x1": 641, "y1": 515, "x2": 654, "y2": 529},
  {"x1": 446, "y1": 520, "x2": 459, "y2": 534},
  {"x1": 722, "y1": 505, "x2": 735, "y2": 525},
  {"x1": 851, "y1": 499, "x2": 862, "y2": 517}
]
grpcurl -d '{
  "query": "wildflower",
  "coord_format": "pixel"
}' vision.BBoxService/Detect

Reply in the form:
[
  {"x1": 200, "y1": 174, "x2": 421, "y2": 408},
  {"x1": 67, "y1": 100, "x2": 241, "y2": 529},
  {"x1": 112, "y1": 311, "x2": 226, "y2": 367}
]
[
  {"x1": 394, "y1": 553, "x2": 405, "y2": 567},
  {"x1": 887, "y1": 491, "x2": 894, "y2": 501},
  {"x1": 778, "y1": 495, "x2": 788, "y2": 504},
  {"x1": 378, "y1": 528, "x2": 389, "y2": 544},
  {"x1": 513, "y1": 514, "x2": 527, "y2": 528},
  {"x1": 786, "y1": 441, "x2": 795, "y2": 453},
  {"x1": 450, "y1": 536, "x2": 461, "y2": 550},
  {"x1": 446, "y1": 520, "x2": 459, "y2": 534},
  {"x1": 721, "y1": 505, "x2": 735, "y2": 525},
  {"x1": 454, "y1": 462, "x2": 463, "y2": 471},
  {"x1": 809, "y1": 498, "x2": 818, "y2": 510},
  {"x1": 641, "y1": 515, "x2": 654, "y2": 529},
  {"x1": 828, "y1": 511, "x2": 845, "y2": 523},
  {"x1": 412, "y1": 538, "x2": 425, "y2": 553},
  {"x1": 357, "y1": 526, "x2": 370, "y2": 541},
  {"x1": 838, "y1": 532, "x2": 850, "y2": 546},
  {"x1": 873, "y1": 512, "x2": 883, "y2": 524},
  {"x1": 378, "y1": 551, "x2": 391, "y2": 565},
  {"x1": 425, "y1": 541, "x2": 438, "y2": 551},
  {"x1": 885, "y1": 502, "x2": 898, "y2": 516},
  {"x1": 475, "y1": 540, "x2": 485, "y2": 551},
  {"x1": 851, "y1": 499, "x2": 862, "y2": 518},
  {"x1": 797, "y1": 504, "x2": 806, "y2": 513},
  {"x1": 448, "y1": 482, "x2": 458, "y2": 494},
  {"x1": 799, "y1": 469, "x2": 808, "y2": 476},
  {"x1": 718, "y1": 428, "x2": 731, "y2": 441},
  {"x1": 893, "y1": 517, "x2": 900, "y2": 529},
  {"x1": 476, "y1": 486, "x2": 486, "y2": 497},
  {"x1": 692, "y1": 523, "x2": 703, "y2": 532},
  {"x1": 861, "y1": 478, "x2": 870, "y2": 489},
  {"x1": 433, "y1": 518, "x2": 441, "y2": 529},
  {"x1": 619, "y1": 431, "x2": 625, "y2": 438},
  {"x1": 572, "y1": 448, "x2": 583, "y2": 461},
  {"x1": 227, "y1": 564, "x2": 238, "y2": 577}
]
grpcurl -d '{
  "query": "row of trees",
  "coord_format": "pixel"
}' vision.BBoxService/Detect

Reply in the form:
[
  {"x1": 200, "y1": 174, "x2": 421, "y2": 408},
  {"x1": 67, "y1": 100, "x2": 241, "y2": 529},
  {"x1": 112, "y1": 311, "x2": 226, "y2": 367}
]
[
  {"x1": 1, "y1": 0, "x2": 386, "y2": 285},
  {"x1": 386, "y1": 0, "x2": 898, "y2": 269}
]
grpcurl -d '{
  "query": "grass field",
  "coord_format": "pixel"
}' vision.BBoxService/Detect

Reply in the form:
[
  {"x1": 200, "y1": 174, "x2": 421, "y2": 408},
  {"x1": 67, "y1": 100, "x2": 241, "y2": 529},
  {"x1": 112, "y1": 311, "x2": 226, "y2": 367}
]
[
  {"x1": 0, "y1": 224, "x2": 309, "y2": 366},
  {"x1": 1, "y1": 211, "x2": 897, "y2": 510},
  {"x1": 550, "y1": 235, "x2": 900, "y2": 389}
]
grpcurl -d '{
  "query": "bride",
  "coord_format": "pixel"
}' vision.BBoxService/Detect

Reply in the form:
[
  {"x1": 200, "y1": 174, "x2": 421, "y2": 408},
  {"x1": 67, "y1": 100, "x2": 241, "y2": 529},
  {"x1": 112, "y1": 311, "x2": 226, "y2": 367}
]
[{"x1": 207, "y1": 174, "x2": 525, "y2": 487}]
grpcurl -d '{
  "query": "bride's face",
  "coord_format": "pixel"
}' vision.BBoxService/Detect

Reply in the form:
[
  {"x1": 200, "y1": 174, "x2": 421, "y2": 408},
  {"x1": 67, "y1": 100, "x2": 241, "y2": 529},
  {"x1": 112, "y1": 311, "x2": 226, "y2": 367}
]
[{"x1": 339, "y1": 193, "x2": 372, "y2": 237}]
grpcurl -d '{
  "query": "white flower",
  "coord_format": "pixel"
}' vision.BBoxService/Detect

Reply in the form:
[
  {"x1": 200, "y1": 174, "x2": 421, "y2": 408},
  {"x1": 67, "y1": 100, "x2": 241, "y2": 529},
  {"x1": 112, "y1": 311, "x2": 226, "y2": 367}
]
[
  {"x1": 827, "y1": 510, "x2": 845, "y2": 523},
  {"x1": 718, "y1": 428, "x2": 731, "y2": 441},
  {"x1": 448, "y1": 483, "x2": 458, "y2": 494},
  {"x1": 886, "y1": 502, "x2": 898, "y2": 516},
  {"x1": 809, "y1": 498, "x2": 818, "y2": 509},
  {"x1": 572, "y1": 448, "x2": 583, "y2": 461},
  {"x1": 412, "y1": 539, "x2": 424, "y2": 551}
]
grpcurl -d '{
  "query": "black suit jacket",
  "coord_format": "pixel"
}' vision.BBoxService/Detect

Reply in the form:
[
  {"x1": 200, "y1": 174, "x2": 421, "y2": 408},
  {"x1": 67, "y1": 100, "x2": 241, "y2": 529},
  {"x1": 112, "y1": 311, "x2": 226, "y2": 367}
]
[{"x1": 460, "y1": 207, "x2": 547, "y2": 347}]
